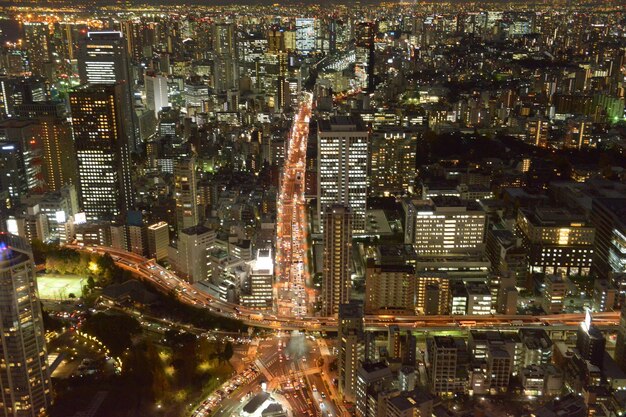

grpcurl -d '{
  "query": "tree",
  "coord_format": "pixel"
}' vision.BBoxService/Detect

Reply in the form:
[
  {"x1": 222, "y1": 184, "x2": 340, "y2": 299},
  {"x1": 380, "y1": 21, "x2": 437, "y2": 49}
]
[{"x1": 220, "y1": 341, "x2": 234, "y2": 363}]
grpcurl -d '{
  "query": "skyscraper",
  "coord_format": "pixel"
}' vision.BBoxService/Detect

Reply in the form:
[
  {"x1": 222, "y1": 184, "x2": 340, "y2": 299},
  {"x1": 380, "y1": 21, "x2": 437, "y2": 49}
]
[
  {"x1": 295, "y1": 18, "x2": 316, "y2": 55},
  {"x1": 174, "y1": 156, "x2": 199, "y2": 232},
  {"x1": 338, "y1": 301, "x2": 365, "y2": 403},
  {"x1": 0, "y1": 233, "x2": 53, "y2": 416},
  {"x1": 322, "y1": 204, "x2": 352, "y2": 317},
  {"x1": 23, "y1": 22, "x2": 52, "y2": 77},
  {"x1": 591, "y1": 198, "x2": 626, "y2": 283},
  {"x1": 369, "y1": 128, "x2": 418, "y2": 196},
  {"x1": 212, "y1": 23, "x2": 239, "y2": 93},
  {"x1": 69, "y1": 84, "x2": 134, "y2": 221},
  {"x1": 78, "y1": 31, "x2": 138, "y2": 150},
  {"x1": 317, "y1": 116, "x2": 368, "y2": 234},
  {"x1": 14, "y1": 101, "x2": 78, "y2": 192}
]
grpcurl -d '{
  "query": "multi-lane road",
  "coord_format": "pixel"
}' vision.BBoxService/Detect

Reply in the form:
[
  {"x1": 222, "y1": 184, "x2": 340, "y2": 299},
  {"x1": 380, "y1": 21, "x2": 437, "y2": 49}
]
[
  {"x1": 66, "y1": 245, "x2": 620, "y2": 333},
  {"x1": 275, "y1": 92, "x2": 314, "y2": 318}
]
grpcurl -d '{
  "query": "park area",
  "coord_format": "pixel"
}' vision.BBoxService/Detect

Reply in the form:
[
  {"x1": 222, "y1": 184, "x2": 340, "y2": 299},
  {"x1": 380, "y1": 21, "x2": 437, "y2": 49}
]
[{"x1": 37, "y1": 274, "x2": 84, "y2": 300}]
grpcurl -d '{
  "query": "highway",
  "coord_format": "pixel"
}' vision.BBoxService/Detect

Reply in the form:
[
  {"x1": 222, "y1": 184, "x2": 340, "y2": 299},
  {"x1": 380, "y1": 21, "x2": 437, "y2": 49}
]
[
  {"x1": 275, "y1": 92, "x2": 314, "y2": 318},
  {"x1": 65, "y1": 245, "x2": 620, "y2": 332}
]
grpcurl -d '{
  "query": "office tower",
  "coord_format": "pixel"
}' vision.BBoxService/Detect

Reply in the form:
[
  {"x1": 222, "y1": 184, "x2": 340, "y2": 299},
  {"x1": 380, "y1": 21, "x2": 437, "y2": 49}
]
[
  {"x1": 69, "y1": 84, "x2": 134, "y2": 221},
  {"x1": 517, "y1": 207, "x2": 595, "y2": 276},
  {"x1": 146, "y1": 221, "x2": 169, "y2": 261},
  {"x1": 355, "y1": 362, "x2": 393, "y2": 417},
  {"x1": 365, "y1": 261, "x2": 415, "y2": 315},
  {"x1": 404, "y1": 196, "x2": 486, "y2": 254},
  {"x1": 426, "y1": 336, "x2": 469, "y2": 396},
  {"x1": 78, "y1": 31, "x2": 138, "y2": 150},
  {"x1": 212, "y1": 23, "x2": 239, "y2": 93},
  {"x1": 338, "y1": 301, "x2": 365, "y2": 403},
  {"x1": 174, "y1": 156, "x2": 199, "y2": 232},
  {"x1": 22, "y1": 185, "x2": 79, "y2": 244},
  {"x1": 591, "y1": 198, "x2": 626, "y2": 284},
  {"x1": 354, "y1": 22, "x2": 375, "y2": 92},
  {"x1": 0, "y1": 120, "x2": 44, "y2": 205},
  {"x1": 322, "y1": 205, "x2": 352, "y2": 317},
  {"x1": 23, "y1": 22, "x2": 52, "y2": 76},
  {"x1": 0, "y1": 233, "x2": 53, "y2": 416},
  {"x1": 15, "y1": 101, "x2": 78, "y2": 191},
  {"x1": 171, "y1": 225, "x2": 215, "y2": 283},
  {"x1": 576, "y1": 312, "x2": 606, "y2": 368},
  {"x1": 369, "y1": 129, "x2": 417, "y2": 196},
  {"x1": 144, "y1": 71, "x2": 169, "y2": 113},
  {"x1": 317, "y1": 116, "x2": 368, "y2": 234},
  {"x1": 241, "y1": 249, "x2": 274, "y2": 310},
  {"x1": 295, "y1": 18, "x2": 316, "y2": 55},
  {"x1": 0, "y1": 77, "x2": 47, "y2": 119}
]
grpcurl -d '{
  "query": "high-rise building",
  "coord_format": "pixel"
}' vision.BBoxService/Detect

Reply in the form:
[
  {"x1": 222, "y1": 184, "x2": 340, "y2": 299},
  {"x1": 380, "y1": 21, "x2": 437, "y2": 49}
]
[
  {"x1": 517, "y1": 207, "x2": 595, "y2": 276},
  {"x1": 0, "y1": 233, "x2": 53, "y2": 416},
  {"x1": 576, "y1": 312, "x2": 606, "y2": 368},
  {"x1": 146, "y1": 221, "x2": 169, "y2": 261},
  {"x1": 354, "y1": 22, "x2": 375, "y2": 92},
  {"x1": 295, "y1": 18, "x2": 316, "y2": 55},
  {"x1": 69, "y1": 84, "x2": 134, "y2": 221},
  {"x1": 174, "y1": 156, "x2": 199, "y2": 232},
  {"x1": 317, "y1": 116, "x2": 368, "y2": 234},
  {"x1": 144, "y1": 71, "x2": 169, "y2": 113},
  {"x1": 212, "y1": 23, "x2": 239, "y2": 93},
  {"x1": 23, "y1": 22, "x2": 52, "y2": 77},
  {"x1": 338, "y1": 301, "x2": 365, "y2": 403},
  {"x1": 0, "y1": 120, "x2": 44, "y2": 205},
  {"x1": 171, "y1": 225, "x2": 215, "y2": 283},
  {"x1": 542, "y1": 274, "x2": 566, "y2": 314},
  {"x1": 427, "y1": 336, "x2": 469, "y2": 396},
  {"x1": 14, "y1": 101, "x2": 78, "y2": 192},
  {"x1": 241, "y1": 248, "x2": 274, "y2": 310},
  {"x1": 78, "y1": 31, "x2": 138, "y2": 150},
  {"x1": 369, "y1": 128, "x2": 418, "y2": 196},
  {"x1": 365, "y1": 262, "x2": 415, "y2": 315},
  {"x1": 355, "y1": 362, "x2": 393, "y2": 417},
  {"x1": 404, "y1": 196, "x2": 486, "y2": 254},
  {"x1": 322, "y1": 205, "x2": 352, "y2": 317},
  {"x1": 591, "y1": 198, "x2": 626, "y2": 286}
]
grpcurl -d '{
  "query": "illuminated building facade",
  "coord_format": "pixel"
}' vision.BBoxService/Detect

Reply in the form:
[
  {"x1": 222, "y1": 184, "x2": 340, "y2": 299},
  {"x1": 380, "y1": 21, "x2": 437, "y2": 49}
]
[
  {"x1": 0, "y1": 233, "x2": 52, "y2": 417},
  {"x1": 317, "y1": 116, "x2": 368, "y2": 234},
  {"x1": 69, "y1": 84, "x2": 134, "y2": 221},
  {"x1": 78, "y1": 31, "x2": 138, "y2": 150},
  {"x1": 241, "y1": 248, "x2": 274, "y2": 310},
  {"x1": 322, "y1": 204, "x2": 352, "y2": 317},
  {"x1": 174, "y1": 156, "x2": 199, "y2": 233},
  {"x1": 369, "y1": 128, "x2": 417, "y2": 196},
  {"x1": 516, "y1": 207, "x2": 595, "y2": 276},
  {"x1": 295, "y1": 18, "x2": 316, "y2": 55},
  {"x1": 405, "y1": 196, "x2": 486, "y2": 255}
]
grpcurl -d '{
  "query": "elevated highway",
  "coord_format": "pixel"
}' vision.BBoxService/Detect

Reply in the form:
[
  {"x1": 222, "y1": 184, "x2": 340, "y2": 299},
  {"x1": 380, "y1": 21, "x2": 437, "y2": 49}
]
[{"x1": 66, "y1": 245, "x2": 620, "y2": 333}]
